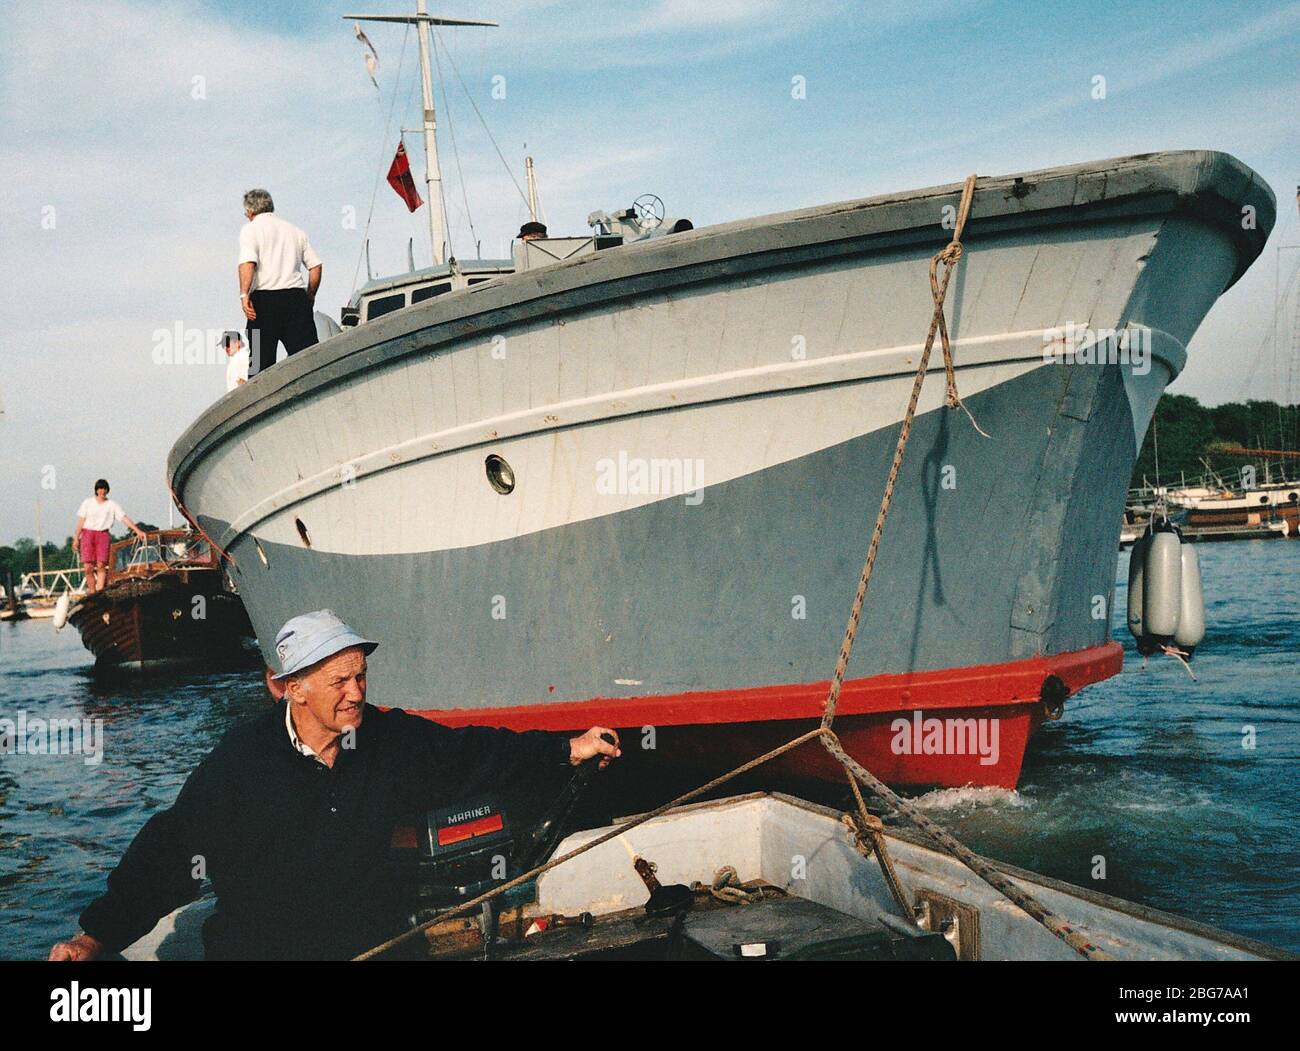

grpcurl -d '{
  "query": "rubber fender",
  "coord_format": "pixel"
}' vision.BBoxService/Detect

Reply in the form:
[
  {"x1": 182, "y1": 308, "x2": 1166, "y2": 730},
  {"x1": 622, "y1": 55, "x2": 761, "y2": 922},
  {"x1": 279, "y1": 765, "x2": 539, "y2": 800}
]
[
  {"x1": 1173, "y1": 541, "x2": 1205, "y2": 656},
  {"x1": 1142, "y1": 531, "x2": 1183, "y2": 641}
]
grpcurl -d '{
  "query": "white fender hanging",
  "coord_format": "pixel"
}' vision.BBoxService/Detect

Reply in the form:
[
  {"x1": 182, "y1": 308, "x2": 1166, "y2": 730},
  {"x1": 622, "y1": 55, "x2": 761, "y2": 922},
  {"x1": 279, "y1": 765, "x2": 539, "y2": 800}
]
[
  {"x1": 1173, "y1": 540, "x2": 1205, "y2": 658},
  {"x1": 1126, "y1": 533, "x2": 1149, "y2": 643},
  {"x1": 52, "y1": 592, "x2": 70, "y2": 631},
  {"x1": 1142, "y1": 530, "x2": 1183, "y2": 643}
]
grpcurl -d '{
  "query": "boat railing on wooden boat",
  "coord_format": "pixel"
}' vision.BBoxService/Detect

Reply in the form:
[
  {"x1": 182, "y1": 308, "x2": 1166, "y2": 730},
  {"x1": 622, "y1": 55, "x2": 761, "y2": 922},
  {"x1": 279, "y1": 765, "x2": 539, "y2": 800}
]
[
  {"x1": 1129, "y1": 462, "x2": 1300, "y2": 516},
  {"x1": 109, "y1": 530, "x2": 217, "y2": 583}
]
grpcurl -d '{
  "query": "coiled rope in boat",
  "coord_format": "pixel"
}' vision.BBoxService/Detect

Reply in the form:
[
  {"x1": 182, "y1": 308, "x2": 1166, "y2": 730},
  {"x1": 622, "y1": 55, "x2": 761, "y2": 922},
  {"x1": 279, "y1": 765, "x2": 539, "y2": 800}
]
[{"x1": 355, "y1": 174, "x2": 1113, "y2": 962}]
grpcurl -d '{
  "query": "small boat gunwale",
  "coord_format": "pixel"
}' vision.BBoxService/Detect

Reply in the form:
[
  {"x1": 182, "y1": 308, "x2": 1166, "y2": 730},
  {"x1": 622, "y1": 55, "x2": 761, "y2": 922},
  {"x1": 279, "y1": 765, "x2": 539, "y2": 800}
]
[{"x1": 123, "y1": 792, "x2": 1293, "y2": 962}]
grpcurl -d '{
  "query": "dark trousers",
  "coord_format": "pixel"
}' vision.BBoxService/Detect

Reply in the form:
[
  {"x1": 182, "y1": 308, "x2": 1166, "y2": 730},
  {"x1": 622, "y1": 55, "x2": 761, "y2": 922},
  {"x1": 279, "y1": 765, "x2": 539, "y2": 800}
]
[{"x1": 247, "y1": 288, "x2": 318, "y2": 375}]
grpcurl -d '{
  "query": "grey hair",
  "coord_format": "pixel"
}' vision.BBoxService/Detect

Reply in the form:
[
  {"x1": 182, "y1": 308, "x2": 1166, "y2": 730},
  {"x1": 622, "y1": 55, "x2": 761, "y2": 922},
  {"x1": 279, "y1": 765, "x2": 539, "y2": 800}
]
[{"x1": 243, "y1": 188, "x2": 274, "y2": 215}]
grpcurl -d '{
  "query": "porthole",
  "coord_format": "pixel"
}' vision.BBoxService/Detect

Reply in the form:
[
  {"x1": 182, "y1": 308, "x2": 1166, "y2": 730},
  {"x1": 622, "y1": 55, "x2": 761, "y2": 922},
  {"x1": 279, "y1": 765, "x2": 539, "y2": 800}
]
[
  {"x1": 295, "y1": 518, "x2": 312, "y2": 548},
  {"x1": 485, "y1": 454, "x2": 515, "y2": 494}
]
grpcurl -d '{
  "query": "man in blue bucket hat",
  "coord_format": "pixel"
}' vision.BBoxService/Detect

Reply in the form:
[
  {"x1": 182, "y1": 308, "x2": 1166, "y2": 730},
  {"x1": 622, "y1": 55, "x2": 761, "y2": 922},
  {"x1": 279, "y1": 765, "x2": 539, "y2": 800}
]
[{"x1": 50, "y1": 610, "x2": 620, "y2": 961}]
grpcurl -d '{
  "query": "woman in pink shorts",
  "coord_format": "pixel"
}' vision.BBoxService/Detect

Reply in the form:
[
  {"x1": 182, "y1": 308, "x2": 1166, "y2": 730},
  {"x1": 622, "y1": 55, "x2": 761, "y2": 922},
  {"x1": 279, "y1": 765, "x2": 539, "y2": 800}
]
[{"x1": 74, "y1": 479, "x2": 147, "y2": 593}]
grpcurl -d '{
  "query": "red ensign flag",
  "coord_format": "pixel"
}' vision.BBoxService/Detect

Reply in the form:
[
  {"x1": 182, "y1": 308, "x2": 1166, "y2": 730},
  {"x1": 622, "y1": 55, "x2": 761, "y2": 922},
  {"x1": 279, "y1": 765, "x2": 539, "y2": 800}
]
[{"x1": 387, "y1": 142, "x2": 424, "y2": 212}]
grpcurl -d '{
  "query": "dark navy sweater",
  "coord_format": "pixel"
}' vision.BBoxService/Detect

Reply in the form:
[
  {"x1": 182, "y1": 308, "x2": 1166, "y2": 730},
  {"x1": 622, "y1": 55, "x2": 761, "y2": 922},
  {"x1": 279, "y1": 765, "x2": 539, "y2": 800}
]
[{"x1": 79, "y1": 704, "x2": 570, "y2": 960}]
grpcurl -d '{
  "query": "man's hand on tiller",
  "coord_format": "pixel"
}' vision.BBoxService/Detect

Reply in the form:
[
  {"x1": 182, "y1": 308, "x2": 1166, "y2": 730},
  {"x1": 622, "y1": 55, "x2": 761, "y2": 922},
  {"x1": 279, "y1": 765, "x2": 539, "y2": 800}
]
[{"x1": 568, "y1": 726, "x2": 621, "y2": 768}]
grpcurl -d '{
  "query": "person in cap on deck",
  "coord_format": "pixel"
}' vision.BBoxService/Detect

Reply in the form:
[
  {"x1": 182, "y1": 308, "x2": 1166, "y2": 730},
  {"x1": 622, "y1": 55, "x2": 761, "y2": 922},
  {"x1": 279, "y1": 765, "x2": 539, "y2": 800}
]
[
  {"x1": 222, "y1": 330, "x2": 249, "y2": 392},
  {"x1": 517, "y1": 220, "x2": 547, "y2": 241},
  {"x1": 238, "y1": 188, "x2": 321, "y2": 377},
  {"x1": 73, "y1": 479, "x2": 148, "y2": 594},
  {"x1": 49, "y1": 610, "x2": 620, "y2": 961}
]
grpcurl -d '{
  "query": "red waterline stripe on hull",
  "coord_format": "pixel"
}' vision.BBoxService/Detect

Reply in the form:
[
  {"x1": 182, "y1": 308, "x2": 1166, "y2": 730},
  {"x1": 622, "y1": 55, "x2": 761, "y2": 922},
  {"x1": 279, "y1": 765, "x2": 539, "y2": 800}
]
[
  {"x1": 654, "y1": 711, "x2": 1040, "y2": 789},
  {"x1": 415, "y1": 642, "x2": 1123, "y2": 732}
]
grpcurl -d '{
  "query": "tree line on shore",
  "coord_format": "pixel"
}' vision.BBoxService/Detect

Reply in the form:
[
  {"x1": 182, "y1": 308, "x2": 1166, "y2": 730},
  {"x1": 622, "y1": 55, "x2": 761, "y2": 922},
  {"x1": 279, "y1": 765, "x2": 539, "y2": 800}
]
[
  {"x1": 1132, "y1": 396, "x2": 1300, "y2": 488},
  {"x1": 0, "y1": 537, "x2": 79, "y2": 590}
]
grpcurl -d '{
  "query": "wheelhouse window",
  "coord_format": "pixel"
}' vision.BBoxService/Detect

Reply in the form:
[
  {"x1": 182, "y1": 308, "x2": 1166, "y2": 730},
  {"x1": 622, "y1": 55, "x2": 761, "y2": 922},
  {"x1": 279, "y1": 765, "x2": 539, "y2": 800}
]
[
  {"x1": 164, "y1": 538, "x2": 212, "y2": 565},
  {"x1": 119, "y1": 539, "x2": 163, "y2": 570},
  {"x1": 365, "y1": 292, "x2": 406, "y2": 321},
  {"x1": 410, "y1": 282, "x2": 452, "y2": 304}
]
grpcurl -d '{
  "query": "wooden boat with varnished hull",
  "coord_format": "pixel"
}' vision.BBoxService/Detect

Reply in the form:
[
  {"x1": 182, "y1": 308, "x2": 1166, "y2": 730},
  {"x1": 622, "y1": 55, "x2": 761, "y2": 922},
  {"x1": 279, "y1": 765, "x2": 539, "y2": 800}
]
[{"x1": 67, "y1": 530, "x2": 254, "y2": 667}]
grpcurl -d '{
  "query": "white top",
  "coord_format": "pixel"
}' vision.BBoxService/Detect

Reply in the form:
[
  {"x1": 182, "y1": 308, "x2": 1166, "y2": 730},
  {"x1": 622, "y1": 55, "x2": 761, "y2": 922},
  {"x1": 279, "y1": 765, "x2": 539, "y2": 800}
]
[
  {"x1": 285, "y1": 703, "x2": 327, "y2": 765},
  {"x1": 237, "y1": 212, "x2": 322, "y2": 292},
  {"x1": 77, "y1": 497, "x2": 126, "y2": 532},
  {"x1": 225, "y1": 346, "x2": 250, "y2": 391}
]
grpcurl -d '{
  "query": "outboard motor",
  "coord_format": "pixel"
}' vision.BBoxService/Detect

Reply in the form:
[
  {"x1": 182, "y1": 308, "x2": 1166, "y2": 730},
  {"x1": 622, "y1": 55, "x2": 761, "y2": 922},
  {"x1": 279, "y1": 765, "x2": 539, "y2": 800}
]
[
  {"x1": 413, "y1": 796, "x2": 517, "y2": 915},
  {"x1": 391, "y1": 735, "x2": 615, "y2": 928}
]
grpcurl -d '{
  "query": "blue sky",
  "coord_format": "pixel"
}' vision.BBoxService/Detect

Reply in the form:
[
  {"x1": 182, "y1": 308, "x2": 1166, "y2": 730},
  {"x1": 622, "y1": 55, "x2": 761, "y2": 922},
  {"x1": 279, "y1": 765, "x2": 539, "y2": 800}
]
[{"x1": 1, "y1": 0, "x2": 1298, "y2": 542}]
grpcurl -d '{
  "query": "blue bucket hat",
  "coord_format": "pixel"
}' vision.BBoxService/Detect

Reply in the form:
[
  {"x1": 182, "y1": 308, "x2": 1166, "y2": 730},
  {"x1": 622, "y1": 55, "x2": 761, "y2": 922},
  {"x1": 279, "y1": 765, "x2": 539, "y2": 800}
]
[{"x1": 271, "y1": 609, "x2": 377, "y2": 680}]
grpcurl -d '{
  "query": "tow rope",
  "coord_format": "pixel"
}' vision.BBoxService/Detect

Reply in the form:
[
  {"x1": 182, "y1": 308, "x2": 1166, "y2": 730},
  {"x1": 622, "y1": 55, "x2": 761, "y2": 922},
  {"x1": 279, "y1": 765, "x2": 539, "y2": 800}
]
[{"x1": 355, "y1": 174, "x2": 1114, "y2": 963}]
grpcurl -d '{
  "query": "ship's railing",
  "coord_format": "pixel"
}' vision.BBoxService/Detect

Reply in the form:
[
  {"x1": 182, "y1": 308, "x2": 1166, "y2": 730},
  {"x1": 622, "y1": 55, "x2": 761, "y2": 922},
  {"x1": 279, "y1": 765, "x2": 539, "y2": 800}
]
[
  {"x1": 1128, "y1": 471, "x2": 1228, "y2": 505},
  {"x1": 14, "y1": 568, "x2": 86, "y2": 599},
  {"x1": 1129, "y1": 462, "x2": 1300, "y2": 509},
  {"x1": 111, "y1": 530, "x2": 215, "y2": 578}
]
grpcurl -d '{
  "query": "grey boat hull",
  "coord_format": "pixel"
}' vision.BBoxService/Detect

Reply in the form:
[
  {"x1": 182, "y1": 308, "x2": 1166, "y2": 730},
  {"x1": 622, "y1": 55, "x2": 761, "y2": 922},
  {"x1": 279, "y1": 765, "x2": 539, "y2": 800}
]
[{"x1": 168, "y1": 151, "x2": 1273, "y2": 786}]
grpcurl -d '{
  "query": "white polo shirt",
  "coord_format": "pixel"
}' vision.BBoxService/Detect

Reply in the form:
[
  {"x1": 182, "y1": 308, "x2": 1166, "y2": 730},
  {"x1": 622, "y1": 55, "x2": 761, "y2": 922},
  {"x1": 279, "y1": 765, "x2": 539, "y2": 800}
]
[
  {"x1": 238, "y1": 212, "x2": 322, "y2": 292},
  {"x1": 77, "y1": 497, "x2": 126, "y2": 532}
]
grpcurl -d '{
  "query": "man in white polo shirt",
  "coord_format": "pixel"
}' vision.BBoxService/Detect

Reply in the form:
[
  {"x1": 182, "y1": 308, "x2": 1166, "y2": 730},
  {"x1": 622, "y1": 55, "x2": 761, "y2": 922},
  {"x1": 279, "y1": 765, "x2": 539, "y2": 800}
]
[{"x1": 238, "y1": 188, "x2": 322, "y2": 376}]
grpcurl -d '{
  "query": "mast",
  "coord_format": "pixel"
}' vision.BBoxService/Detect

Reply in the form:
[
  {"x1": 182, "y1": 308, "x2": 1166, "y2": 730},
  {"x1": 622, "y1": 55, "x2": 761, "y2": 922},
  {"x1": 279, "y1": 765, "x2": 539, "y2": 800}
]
[
  {"x1": 525, "y1": 156, "x2": 539, "y2": 222},
  {"x1": 414, "y1": 0, "x2": 444, "y2": 264},
  {"x1": 345, "y1": 5, "x2": 497, "y2": 268},
  {"x1": 35, "y1": 498, "x2": 44, "y2": 581}
]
